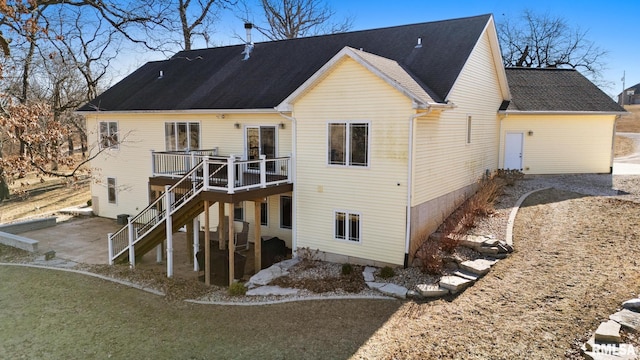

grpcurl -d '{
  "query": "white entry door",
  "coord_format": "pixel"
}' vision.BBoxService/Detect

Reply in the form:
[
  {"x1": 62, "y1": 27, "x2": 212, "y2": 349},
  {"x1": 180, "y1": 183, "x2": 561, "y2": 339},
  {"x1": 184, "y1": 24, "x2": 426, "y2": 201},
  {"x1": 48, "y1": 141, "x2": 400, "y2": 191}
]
[{"x1": 504, "y1": 132, "x2": 523, "y2": 170}]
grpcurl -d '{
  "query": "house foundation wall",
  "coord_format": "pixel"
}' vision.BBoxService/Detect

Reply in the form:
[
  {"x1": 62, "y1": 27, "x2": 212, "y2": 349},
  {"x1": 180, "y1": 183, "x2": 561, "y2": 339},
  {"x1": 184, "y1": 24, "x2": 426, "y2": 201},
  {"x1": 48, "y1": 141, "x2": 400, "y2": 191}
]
[
  {"x1": 409, "y1": 182, "x2": 477, "y2": 260},
  {"x1": 299, "y1": 249, "x2": 400, "y2": 269}
]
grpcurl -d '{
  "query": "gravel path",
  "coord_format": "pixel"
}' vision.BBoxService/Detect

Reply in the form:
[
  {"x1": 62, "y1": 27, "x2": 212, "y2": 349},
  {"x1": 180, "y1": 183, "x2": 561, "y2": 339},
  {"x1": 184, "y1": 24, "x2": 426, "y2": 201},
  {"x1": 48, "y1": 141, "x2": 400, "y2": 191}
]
[{"x1": 353, "y1": 186, "x2": 640, "y2": 359}]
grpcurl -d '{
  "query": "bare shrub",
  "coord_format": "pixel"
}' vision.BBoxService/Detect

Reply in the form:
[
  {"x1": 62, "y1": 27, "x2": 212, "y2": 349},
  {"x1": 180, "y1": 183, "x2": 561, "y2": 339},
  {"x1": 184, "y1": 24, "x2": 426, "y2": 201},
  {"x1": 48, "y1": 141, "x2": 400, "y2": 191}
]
[
  {"x1": 496, "y1": 169, "x2": 524, "y2": 186},
  {"x1": 417, "y1": 239, "x2": 443, "y2": 275}
]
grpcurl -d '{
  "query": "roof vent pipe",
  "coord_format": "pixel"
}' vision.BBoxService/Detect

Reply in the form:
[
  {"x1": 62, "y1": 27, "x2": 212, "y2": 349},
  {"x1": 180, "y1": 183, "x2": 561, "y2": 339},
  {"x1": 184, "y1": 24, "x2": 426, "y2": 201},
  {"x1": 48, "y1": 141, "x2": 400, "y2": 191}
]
[
  {"x1": 158, "y1": 70, "x2": 164, "y2": 79},
  {"x1": 242, "y1": 23, "x2": 254, "y2": 61},
  {"x1": 415, "y1": 37, "x2": 422, "y2": 48},
  {"x1": 244, "y1": 23, "x2": 253, "y2": 44}
]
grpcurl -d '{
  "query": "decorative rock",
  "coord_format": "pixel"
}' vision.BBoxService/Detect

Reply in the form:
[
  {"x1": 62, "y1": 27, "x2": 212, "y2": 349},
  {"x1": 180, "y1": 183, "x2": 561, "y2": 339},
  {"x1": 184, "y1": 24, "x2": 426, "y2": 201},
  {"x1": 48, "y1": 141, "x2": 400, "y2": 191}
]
[
  {"x1": 595, "y1": 320, "x2": 621, "y2": 343},
  {"x1": 622, "y1": 298, "x2": 640, "y2": 312},
  {"x1": 610, "y1": 309, "x2": 640, "y2": 331},
  {"x1": 362, "y1": 267, "x2": 376, "y2": 282},
  {"x1": 277, "y1": 258, "x2": 301, "y2": 270},
  {"x1": 482, "y1": 239, "x2": 500, "y2": 247},
  {"x1": 453, "y1": 270, "x2": 480, "y2": 281},
  {"x1": 366, "y1": 282, "x2": 385, "y2": 290},
  {"x1": 478, "y1": 246, "x2": 500, "y2": 255},
  {"x1": 459, "y1": 235, "x2": 489, "y2": 250},
  {"x1": 246, "y1": 286, "x2": 299, "y2": 296},
  {"x1": 416, "y1": 284, "x2": 449, "y2": 298},
  {"x1": 377, "y1": 283, "x2": 408, "y2": 299},
  {"x1": 498, "y1": 240, "x2": 514, "y2": 253},
  {"x1": 246, "y1": 265, "x2": 288, "y2": 287},
  {"x1": 439, "y1": 275, "x2": 473, "y2": 293},
  {"x1": 406, "y1": 289, "x2": 424, "y2": 300},
  {"x1": 460, "y1": 259, "x2": 493, "y2": 276}
]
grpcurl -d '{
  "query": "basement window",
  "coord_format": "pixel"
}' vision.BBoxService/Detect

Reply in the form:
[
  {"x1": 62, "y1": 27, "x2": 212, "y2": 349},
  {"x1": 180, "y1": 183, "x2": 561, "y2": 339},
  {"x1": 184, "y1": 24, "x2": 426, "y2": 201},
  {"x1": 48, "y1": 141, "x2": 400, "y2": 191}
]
[{"x1": 334, "y1": 211, "x2": 360, "y2": 243}]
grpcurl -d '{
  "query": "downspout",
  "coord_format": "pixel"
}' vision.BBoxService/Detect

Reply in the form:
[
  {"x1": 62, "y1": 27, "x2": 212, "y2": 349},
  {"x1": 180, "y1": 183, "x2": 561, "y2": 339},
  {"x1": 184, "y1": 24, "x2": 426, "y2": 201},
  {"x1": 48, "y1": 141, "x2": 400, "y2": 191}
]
[
  {"x1": 611, "y1": 115, "x2": 621, "y2": 174},
  {"x1": 404, "y1": 106, "x2": 433, "y2": 268},
  {"x1": 278, "y1": 111, "x2": 297, "y2": 256}
]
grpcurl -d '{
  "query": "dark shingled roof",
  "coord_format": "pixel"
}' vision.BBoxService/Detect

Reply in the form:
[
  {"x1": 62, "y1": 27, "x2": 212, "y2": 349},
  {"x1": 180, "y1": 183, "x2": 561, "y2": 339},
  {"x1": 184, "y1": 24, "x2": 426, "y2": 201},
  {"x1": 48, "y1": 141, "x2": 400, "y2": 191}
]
[
  {"x1": 502, "y1": 68, "x2": 625, "y2": 113},
  {"x1": 79, "y1": 14, "x2": 492, "y2": 112}
]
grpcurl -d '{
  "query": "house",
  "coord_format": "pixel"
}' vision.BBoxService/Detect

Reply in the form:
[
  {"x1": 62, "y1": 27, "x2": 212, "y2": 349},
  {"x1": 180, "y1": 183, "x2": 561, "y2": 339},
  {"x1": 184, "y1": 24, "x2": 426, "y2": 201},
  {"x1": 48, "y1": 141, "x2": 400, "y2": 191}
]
[
  {"x1": 78, "y1": 14, "x2": 624, "y2": 282},
  {"x1": 618, "y1": 82, "x2": 640, "y2": 105},
  {"x1": 500, "y1": 68, "x2": 625, "y2": 174}
]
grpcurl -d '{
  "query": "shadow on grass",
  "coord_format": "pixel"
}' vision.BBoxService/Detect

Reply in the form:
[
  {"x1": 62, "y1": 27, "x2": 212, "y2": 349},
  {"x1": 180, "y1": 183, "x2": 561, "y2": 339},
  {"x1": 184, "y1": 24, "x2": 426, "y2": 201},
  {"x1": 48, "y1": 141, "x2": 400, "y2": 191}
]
[{"x1": 0, "y1": 266, "x2": 402, "y2": 359}]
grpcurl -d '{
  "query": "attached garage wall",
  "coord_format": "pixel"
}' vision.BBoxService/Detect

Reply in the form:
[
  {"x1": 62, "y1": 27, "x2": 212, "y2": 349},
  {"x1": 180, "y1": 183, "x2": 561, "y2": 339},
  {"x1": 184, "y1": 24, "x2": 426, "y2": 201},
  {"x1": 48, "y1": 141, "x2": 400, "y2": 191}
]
[{"x1": 499, "y1": 114, "x2": 616, "y2": 174}]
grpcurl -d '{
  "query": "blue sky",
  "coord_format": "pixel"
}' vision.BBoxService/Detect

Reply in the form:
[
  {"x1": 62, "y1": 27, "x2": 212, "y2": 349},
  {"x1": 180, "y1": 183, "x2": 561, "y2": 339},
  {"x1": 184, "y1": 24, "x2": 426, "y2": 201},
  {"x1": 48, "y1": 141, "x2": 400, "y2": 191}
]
[{"x1": 131, "y1": 0, "x2": 640, "y2": 98}]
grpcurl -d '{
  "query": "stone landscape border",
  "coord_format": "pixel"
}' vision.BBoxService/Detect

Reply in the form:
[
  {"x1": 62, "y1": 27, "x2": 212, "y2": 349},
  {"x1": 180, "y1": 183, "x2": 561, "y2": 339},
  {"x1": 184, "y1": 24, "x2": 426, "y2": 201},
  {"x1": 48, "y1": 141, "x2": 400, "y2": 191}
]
[{"x1": 505, "y1": 187, "x2": 552, "y2": 246}]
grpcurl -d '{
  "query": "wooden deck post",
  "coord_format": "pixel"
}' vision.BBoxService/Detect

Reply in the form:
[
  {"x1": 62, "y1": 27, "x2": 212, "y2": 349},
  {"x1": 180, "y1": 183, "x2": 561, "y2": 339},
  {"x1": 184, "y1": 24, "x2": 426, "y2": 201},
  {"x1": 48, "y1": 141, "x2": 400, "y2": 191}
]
[
  {"x1": 227, "y1": 202, "x2": 235, "y2": 285},
  {"x1": 254, "y1": 199, "x2": 262, "y2": 272},
  {"x1": 218, "y1": 201, "x2": 225, "y2": 250},
  {"x1": 204, "y1": 200, "x2": 211, "y2": 286},
  {"x1": 193, "y1": 218, "x2": 200, "y2": 271},
  {"x1": 165, "y1": 185, "x2": 173, "y2": 278},
  {"x1": 186, "y1": 222, "x2": 194, "y2": 265}
]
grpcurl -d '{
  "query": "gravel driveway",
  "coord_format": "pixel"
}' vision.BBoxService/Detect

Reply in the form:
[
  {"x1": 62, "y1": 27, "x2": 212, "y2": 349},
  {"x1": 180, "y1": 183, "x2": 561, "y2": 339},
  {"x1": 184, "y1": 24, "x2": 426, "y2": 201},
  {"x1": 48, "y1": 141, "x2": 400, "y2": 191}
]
[{"x1": 353, "y1": 175, "x2": 640, "y2": 359}]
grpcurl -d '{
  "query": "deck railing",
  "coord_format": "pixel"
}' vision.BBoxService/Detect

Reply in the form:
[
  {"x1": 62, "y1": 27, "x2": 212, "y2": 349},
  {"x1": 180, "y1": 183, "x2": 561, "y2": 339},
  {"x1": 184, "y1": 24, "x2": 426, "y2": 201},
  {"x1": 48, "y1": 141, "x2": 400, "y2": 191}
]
[
  {"x1": 108, "y1": 153, "x2": 292, "y2": 265},
  {"x1": 151, "y1": 149, "x2": 219, "y2": 177}
]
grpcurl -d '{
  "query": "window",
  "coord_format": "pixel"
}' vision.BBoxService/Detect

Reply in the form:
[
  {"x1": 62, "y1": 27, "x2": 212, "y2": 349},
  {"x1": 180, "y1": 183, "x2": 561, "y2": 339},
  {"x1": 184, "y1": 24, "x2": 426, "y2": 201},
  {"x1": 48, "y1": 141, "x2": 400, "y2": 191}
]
[
  {"x1": 334, "y1": 211, "x2": 360, "y2": 242},
  {"x1": 234, "y1": 202, "x2": 244, "y2": 221},
  {"x1": 165, "y1": 122, "x2": 200, "y2": 151},
  {"x1": 466, "y1": 115, "x2": 472, "y2": 144},
  {"x1": 260, "y1": 201, "x2": 268, "y2": 226},
  {"x1": 280, "y1": 195, "x2": 292, "y2": 229},
  {"x1": 107, "y1": 178, "x2": 117, "y2": 204},
  {"x1": 328, "y1": 122, "x2": 369, "y2": 166},
  {"x1": 99, "y1": 122, "x2": 118, "y2": 149}
]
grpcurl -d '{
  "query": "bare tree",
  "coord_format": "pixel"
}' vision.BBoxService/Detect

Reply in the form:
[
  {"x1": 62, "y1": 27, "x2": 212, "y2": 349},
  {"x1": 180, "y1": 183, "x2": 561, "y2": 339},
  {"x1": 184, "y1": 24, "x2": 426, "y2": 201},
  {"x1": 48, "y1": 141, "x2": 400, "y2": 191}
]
[
  {"x1": 245, "y1": 0, "x2": 353, "y2": 41},
  {"x1": 498, "y1": 10, "x2": 607, "y2": 81}
]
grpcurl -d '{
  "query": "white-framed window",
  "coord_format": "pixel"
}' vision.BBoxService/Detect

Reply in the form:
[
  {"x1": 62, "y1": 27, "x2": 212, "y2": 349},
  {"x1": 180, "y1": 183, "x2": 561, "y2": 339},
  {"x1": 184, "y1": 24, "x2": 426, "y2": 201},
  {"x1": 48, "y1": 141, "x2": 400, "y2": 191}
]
[
  {"x1": 280, "y1": 195, "x2": 292, "y2": 229},
  {"x1": 234, "y1": 202, "x2": 244, "y2": 221},
  {"x1": 466, "y1": 115, "x2": 472, "y2": 144},
  {"x1": 165, "y1": 122, "x2": 200, "y2": 151},
  {"x1": 334, "y1": 210, "x2": 360, "y2": 242},
  {"x1": 328, "y1": 122, "x2": 369, "y2": 167},
  {"x1": 260, "y1": 200, "x2": 268, "y2": 226},
  {"x1": 99, "y1": 121, "x2": 119, "y2": 149},
  {"x1": 107, "y1": 177, "x2": 117, "y2": 204}
]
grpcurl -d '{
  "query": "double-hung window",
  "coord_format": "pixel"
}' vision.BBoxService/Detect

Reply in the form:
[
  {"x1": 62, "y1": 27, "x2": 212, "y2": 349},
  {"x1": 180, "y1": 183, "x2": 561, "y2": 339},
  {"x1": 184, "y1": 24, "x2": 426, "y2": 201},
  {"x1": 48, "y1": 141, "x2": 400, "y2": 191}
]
[
  {"x1": 165, "y1": 122, "x2": 200, "y2": 151},
  {"x1": 99, "y1": 122, "x2": 119, "y2": 149},
  {"x1": 334, "y1": 211, "x2": 361, "y2": 243},
  {"x1": 328, "y1": 122, "x2": 369, "y2": 167}
]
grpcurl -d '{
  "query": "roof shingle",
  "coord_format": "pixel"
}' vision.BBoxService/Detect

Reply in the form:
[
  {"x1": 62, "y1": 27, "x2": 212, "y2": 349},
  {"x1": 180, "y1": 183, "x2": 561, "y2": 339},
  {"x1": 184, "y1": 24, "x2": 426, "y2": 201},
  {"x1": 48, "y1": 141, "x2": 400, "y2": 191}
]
[
  {"x1": 503, "y1": 68, "x2": 625, "y2": 113},
  {"x1": 79, "y1": 15, "x2": 492, "y2": 112}
]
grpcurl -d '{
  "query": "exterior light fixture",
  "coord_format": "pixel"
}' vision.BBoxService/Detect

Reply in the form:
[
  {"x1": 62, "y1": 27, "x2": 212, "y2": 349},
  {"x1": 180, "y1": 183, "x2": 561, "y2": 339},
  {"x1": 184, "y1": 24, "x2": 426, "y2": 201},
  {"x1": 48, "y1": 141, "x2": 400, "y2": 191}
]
[
  {"x1": 528, "y1": 130, "x2": 534, "y2": 136},
  {"x1": 234, "y1": 123, "x2": 241, "y2": 129},
  {"x1": 279, "y1": 122, "x2": 285, "y2": 129}
]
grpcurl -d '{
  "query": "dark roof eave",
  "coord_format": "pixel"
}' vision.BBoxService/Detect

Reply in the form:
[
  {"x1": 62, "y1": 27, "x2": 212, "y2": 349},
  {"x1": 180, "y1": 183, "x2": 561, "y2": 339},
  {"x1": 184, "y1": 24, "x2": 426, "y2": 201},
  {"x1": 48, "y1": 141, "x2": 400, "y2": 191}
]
[{"x1": 499, "y1": 110, "x2": 627, "y2": 116}]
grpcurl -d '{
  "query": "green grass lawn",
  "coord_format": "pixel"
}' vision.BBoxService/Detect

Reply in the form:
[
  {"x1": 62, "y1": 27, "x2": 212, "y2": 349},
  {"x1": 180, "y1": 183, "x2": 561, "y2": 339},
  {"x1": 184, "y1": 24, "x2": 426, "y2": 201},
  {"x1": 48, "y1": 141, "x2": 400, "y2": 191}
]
[{"x1": 0, "y1": 266, "x2": 400, "y2": 359}]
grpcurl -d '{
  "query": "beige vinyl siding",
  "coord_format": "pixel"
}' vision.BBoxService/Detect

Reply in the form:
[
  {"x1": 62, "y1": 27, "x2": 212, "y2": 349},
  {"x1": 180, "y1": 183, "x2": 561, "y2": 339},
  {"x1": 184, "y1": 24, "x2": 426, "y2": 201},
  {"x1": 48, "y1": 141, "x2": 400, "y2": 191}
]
[
  {"x1": 412, "y1": 31, "x2": 503, "y2": 206},
  {"x1": 86, "y1": 112, "x2": 292, "y2": 221},
  {"x1": 499, "y1": 114, "x2": 615, "y2": 174},
  {"x1": 294, "y1": 57, "x2": 411, "y2": 265}
]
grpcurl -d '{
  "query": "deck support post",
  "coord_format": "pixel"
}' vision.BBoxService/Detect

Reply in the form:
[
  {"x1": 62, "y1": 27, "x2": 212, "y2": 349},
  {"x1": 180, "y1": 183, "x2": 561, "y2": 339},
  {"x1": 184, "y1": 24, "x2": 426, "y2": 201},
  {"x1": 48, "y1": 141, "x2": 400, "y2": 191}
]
[
  {"x1": 254, "y1": 199, "x2": 262, "y2": 272},
  {"x1": 204, "y1": 201, "x2": 211, "y2": 286},
  {"x1": 227, "y1": 155, "x2": 236, "y2": 194},
  {"x1": 165, "y1": 185, "x2": 173, "y2": 278},
  {"x1": 156, "y1": 244, "x2": 162, "y2": 263},
  {"x1": 193, "y1": 218, "x2": 200, "y2": 271},
  {"x1": 127, "y1": 216, "x2": 135, "y2": 268},
  {"x1": 228, "y1": 202, "x2": 235, "y2": 285},
  {"x1": 107, "y1": 233, "x2": 114, "y2": 265}
]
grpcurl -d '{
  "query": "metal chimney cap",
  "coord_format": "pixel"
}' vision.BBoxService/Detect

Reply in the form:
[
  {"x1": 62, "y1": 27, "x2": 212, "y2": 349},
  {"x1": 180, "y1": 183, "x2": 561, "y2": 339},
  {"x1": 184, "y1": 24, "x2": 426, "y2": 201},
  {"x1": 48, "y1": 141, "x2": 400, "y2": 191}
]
[{"x1": 244, "y1": 22, "x2": 253, "y2": 29}]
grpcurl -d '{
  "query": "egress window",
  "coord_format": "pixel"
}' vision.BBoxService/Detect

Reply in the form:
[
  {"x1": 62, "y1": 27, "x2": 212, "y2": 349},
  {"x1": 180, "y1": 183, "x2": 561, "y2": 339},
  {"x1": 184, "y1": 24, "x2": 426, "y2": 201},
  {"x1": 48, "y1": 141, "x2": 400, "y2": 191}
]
[
  {"x1": 328, "y1": 122, "x2": 369, "y2": 166},
  {"x1": 334, "y1": 211, "x2": 360, "y2": 242}
]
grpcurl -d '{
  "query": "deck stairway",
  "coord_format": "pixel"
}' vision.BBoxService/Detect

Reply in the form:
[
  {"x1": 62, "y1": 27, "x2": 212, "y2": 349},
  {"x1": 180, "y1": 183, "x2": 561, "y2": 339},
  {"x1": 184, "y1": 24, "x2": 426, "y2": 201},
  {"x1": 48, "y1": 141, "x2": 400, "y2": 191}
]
[{"x1": 107, "y1": 154, "x2": 291, "y2": 265}]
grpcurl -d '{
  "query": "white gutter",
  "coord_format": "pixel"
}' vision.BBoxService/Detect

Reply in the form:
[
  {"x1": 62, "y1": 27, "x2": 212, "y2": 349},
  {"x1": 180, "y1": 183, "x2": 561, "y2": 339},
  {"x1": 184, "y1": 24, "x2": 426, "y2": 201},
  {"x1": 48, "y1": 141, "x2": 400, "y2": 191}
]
[
  {"x1": 277, "y1": 111, "x2": 298, "y2": 256},
  {"x1": 75, "y1": 108, "x2": 281, "y2": 115},
  {"x1": 499, "y1": 110, "x2": 627, "y2": 116},
  {"x1": 404, "y1": 106, "x2": 437, "y2": 267}
]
